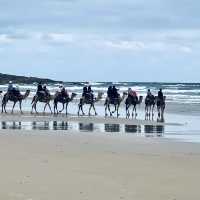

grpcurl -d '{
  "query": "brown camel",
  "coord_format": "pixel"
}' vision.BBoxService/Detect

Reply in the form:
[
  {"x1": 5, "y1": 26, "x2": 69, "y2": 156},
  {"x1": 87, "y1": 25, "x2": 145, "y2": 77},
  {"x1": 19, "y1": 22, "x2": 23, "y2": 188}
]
[
  {"x1": 145, "y1": 95, "x2": 156, "y2": 120},
  {"x1": 125, "y1": 95, "x2": 143, "y2": 118},
  {"x1": 105, "y1": 92, "x2": 127, "y2": 117},
  {"x1": 54, "y1": 93, "x2": 77, "y2": 115},
  {"x1": 78, "y1": 92, "x2": 103, "y2": 116},
  {"x1": 31, "y1": 93, "x2": 56, "y2": 114},
  {"x1": 2, "y1": 90, "x2": 30, "y2": 114},
  {"x1": 156, "y1": 96, "x2": 166, "y2": 122}
]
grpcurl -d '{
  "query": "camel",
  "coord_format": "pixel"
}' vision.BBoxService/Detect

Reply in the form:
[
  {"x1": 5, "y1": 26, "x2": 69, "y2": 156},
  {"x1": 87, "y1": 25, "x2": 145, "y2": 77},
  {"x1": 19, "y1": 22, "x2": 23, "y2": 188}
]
[
  {"x1": 54, "y1": 93, "x2": 77, "y2": 115},
  {"x1": 78, "y1": 92, "x2": 103, "y2": 116},
  {"x1": 105, "y1": 92, "x2": 127, "y2": 117},
  {"x1": 156, "y1": 96, "x2": 166, "y2": 122},
  {"x1": 125, "y1": 95, "x2": 143, "y2": 118},
  {"x1": 145, "y1": 95, "x2": 156, "y2": 120},
  {"x1": 31, "y1": 93, "x2": 55, "y2": 114},
  {"x1": 1, "y1": 90, "x2": 30, "y2": 114}
]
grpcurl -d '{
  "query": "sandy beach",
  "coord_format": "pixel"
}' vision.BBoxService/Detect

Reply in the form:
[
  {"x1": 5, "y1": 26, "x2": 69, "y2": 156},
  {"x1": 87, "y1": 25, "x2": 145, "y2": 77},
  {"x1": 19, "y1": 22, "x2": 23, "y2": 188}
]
[{"x1": 0, "y1": 113, "x2": 199, "y2": 200}]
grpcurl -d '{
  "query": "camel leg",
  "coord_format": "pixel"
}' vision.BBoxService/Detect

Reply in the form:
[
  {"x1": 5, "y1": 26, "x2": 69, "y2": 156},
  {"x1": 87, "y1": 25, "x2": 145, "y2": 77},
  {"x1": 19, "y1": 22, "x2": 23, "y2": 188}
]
[
  {"x1": 4, "y1": 103, "x2": 7, "y2": 113},
  {"x1": 11, "y1": 102, "x2": 16, "y2": 114},
  {"x1": 48, "y1": 103, "x2": 53, "y2": 114},
  {"x1": 65, "y1": 102, "x2": 69, "y2": 115},
  {"x1": 54, "y1": 102, "x2": 57, "y2": 115},
  {"x1": 81, "y1": 104, "x2": 85, "y2": 115},
  {"x1": 43, "y1": 103, "x2": 47, "y2": 113},
  {"x1": 105, "y1": 104, "x2": 108, "y2": 116},
  {"x1": 59, "y1": 103, "x2": 65, "y2": 113},
  {"x1": 88, "y1": 104, "x2": 92, "y2": 116},
  {"x1": 78, "y1": 104, "x2": 81, "y2": 116},
  {"x1": 1, "y1": 103, "x2": 4, "y2": 113},
  {"x1": 133, "y1": 105, "x2": 137, "y2": 118},
  {"x1": 152, "y1": 105, "x2": 155, "y2": 120},
  {"x1": 126, "y1": 104, "x2": 130, "y2": 119},
  {"x1": 19, "y1": 101, "x2": 23, "y2": 114},
  {"x1": 112, "y1": 105, "x2": 117, "y2": 114},
  {"x1": 34, "y1": 102, "x2": 38, "y2": 114},
  {"x1": 145, "y1": 105, "x2": 147, "y2": 119},
  {"x1": 92, "y1": 104, "x2": 97, "y2": 115},
  {"x1": 117, "y1": 105, "x2": 120, "y2": 118},
  {"x1": 2, "y1": 101, "x2": 7, "y2": 113},
  {"x1": 108, "y1": 104, "x2": 112, "y2": 116}
]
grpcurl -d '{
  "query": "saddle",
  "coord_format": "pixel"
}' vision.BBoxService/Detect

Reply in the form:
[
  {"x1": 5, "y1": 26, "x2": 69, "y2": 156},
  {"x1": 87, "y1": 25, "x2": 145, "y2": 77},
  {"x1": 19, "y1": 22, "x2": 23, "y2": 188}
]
[
  {"x1": 8, "y1": 90, "x2": 21, "y2": 99},
  {"x1": 126, "y1": 96, "x2": 138, "y2": 105},
  {"x1": 84, "y1": 93, "x2": 94, "y2": 102}
]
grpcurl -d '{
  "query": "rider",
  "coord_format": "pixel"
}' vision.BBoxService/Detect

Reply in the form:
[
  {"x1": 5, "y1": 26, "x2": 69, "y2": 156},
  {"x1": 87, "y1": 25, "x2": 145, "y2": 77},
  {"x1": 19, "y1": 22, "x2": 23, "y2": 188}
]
[
  {"x1": 107, "y1": 86, "x2": 113, "y2": 100},
  {"x1": 37, "y1": 82, "x2": 43, "y2": 93},
  {"x1": 158, "y1": 88, "x2": 164, "y2": 101},
  {"x1": 7, "y1": 81, "x2": 14, "y2": 94},
  {"x1": 112, "y1": 86, "x2": 119, "y2": 99},
  {"x1": 43, "y1": 84, "x2": 50, "y2": 97},
  {"x1": 12, "y1": 85, "x2": 21, "y2": 97},
  {"x1": 61, "y1": 86, "x2": 69, "y2": 99},
  {"x1": 36, "y1": 82, "x2": 45, "y2": 97},
  {"x1": 128, "y1": 88, "x2": 137, "y2": 98},
  {"x1": 82, "y1": 86, "x2": 88, "y2": 98},
  {"x1": 88, "y1": 85, "x2": 94, "y2": 100},
  {"x1": 147, "y1": 89, "x2": 152, "y2": 97}
]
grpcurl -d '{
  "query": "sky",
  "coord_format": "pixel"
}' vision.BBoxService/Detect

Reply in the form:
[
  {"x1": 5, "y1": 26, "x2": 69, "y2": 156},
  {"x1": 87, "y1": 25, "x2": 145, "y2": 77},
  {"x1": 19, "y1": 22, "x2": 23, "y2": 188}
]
[{"x1": 0, "y1": 0, "x2": 200, "y2": 82}]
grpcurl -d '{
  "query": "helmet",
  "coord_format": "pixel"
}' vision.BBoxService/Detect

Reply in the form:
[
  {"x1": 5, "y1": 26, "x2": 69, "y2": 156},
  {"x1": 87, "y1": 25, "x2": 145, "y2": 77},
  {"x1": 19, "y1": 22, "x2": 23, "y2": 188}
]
[{"x1": 9, "y1": 81, "x2": 13, "y2": 84}]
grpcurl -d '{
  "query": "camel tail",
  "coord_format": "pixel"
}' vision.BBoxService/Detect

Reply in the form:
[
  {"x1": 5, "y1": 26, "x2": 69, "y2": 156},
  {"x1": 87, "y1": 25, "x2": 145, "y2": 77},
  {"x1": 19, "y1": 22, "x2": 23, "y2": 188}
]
[{"x1": 2, "y1": 95, "x2": 6, "y2": 104}]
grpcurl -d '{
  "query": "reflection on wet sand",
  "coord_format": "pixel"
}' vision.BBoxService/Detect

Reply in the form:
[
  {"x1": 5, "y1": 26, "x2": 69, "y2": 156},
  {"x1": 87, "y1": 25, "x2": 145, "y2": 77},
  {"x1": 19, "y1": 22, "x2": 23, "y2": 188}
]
[
  {"x1": 1, "y1": 121, "x2": 22, "y2": 130},
  {"x1": 79, "y1": 123, "x2": 94, "y2": 132},
  {"x1": 105, "y1": 124, "x2": 120, "y2": 132},
  {"x1": 0, "y1": 121, "x2": 165, "y2": 138},
  {"x1": 53, "y1": 121, "x2": 68, "y2": 130},
  {"x1": 144, "y1": 125, "x2": 164, "y2": 137},
  {"x1": 32, "y1": 121, "x2": 50, "y2": 130},
  {"x1": 125, "y1": 125, "x2": 141, "y2": 133}
]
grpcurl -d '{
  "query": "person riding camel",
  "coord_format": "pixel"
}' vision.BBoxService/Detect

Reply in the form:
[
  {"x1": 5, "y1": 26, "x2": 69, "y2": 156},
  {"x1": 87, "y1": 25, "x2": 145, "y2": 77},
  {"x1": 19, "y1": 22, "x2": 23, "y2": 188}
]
[
  {"x1": 37, "y1": 82, "x2": 45, "y2": 97},
  {"x1": 12, "y1": 85, "x2": 21, "y2": 97},
  {"x1": 37, "y1": 82, "x2": 43, "y2": 93},
  {"x1": 128, "y1": 88, "x2": 138, "y2": 103},
  {"x1": 112, "y1": 86, "x2": 119, "y2": 99},
  {"x1": 82, "y1": 86, "x2": 88, "y2": 99},
  {"x1": 147, "y1": 89, "x2": 152, "y2": 97},
  {"x1": 61, "y1": 87, "x2": 69, "y2": 99},
  {"x1": 107, "y1": 86, "x2": 113, "y2": 100},
  {"x1": 87, "y1": 86, "x2": 94, "y2": 101},
  {"x1": 43, "y1": 84, "x2": 50, "y2": 98},
  {"x1": 8, "y1": 81, "x2": 13, "y2": 93},
  {"x1": 158, "y1": 88, "x2": 164, "y2": 102},
  {"x1": 128, "y1": 88, "x2": 137, "y2": 98},
  {"x1": 7, "y1": 81, "x2": 20, "y2": 97}
]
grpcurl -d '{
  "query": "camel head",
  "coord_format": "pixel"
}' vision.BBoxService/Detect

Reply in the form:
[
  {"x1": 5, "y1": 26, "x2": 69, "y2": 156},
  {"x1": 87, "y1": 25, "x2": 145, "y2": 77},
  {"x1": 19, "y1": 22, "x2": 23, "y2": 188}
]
[
  {"x1": 95, "y1": 92, "x2": 104, "y2": 102},
  {"x1": 138, "y1": 96, "x2": 143, "y2": 104},
  {"x1": 70, "y1": 93, "x2": 77, "y2": 101},
  {"x1": 120, "y1": 92, "x2": 128, "y2": 102},
  {"x1": 22, "y1": 90, "x2": 31, "y2": 100}
]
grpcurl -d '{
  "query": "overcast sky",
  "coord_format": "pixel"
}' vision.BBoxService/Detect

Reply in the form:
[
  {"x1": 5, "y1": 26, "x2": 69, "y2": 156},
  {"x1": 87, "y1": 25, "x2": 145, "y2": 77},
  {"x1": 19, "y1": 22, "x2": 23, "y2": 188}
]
[{"x1": 0, "y1": 0, "x2": 199, "y2": 82}]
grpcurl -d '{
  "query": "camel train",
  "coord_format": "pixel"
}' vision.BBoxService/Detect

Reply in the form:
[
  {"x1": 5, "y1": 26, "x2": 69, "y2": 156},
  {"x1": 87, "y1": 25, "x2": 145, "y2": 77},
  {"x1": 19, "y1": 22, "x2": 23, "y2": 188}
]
[{"x1": 0, "y1": 83, "x2": 166, "y2": 120}]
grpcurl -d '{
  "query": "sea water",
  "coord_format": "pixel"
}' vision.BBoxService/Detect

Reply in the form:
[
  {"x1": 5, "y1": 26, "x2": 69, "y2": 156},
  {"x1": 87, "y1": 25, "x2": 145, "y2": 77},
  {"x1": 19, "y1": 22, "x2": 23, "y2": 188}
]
[{"x1": 0, "y1": 82, "x2": 200, "y2": 142}]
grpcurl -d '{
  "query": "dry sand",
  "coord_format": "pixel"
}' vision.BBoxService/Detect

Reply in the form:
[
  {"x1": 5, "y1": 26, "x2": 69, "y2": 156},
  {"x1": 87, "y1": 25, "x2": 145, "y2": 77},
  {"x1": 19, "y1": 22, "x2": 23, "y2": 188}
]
[{"x1": 0, "y1": 114, "x2": 198, "y2": 200}]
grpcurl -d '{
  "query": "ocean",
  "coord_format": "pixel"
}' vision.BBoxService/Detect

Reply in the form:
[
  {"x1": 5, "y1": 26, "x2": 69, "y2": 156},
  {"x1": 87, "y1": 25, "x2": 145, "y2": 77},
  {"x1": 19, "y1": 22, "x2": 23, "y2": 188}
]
[
  {"x1": 0, "y1": 82, "x2": 200, "y2": 143},
  {"x1": 1, "y1": 82, "x2": 200, "y2": 113}
]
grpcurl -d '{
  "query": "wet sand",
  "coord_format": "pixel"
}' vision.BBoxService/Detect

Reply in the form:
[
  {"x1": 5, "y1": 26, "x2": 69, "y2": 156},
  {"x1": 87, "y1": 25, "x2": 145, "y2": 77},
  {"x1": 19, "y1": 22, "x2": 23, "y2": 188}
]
[
  {"x1": 0, "y1": 131, "x2": 200, "y2": 200},
  {"x1": 0, "y1": 111, "x2": 181, "y2": 126},
  {"x1": 0, "y1": 112, "x2": 199, "y2": 199}
]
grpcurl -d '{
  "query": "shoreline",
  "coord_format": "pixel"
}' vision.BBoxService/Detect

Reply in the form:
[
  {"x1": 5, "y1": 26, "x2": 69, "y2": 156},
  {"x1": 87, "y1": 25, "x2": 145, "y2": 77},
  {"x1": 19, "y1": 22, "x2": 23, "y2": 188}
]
[{"x1": 0, "y1": 112, "x2": 182, "y2": 126}]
